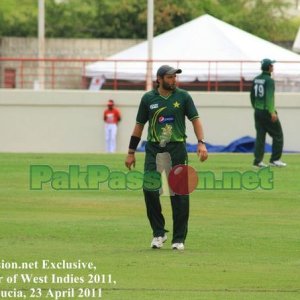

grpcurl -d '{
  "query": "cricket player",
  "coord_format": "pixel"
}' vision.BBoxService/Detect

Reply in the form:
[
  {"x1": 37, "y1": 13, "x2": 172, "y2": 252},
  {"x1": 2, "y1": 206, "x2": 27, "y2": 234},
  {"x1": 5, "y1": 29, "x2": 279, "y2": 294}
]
[
  {"x1": 125, "y1": 65, "x2": 208, "y2": 250},
  {"x1": 250, "y1": 59, "x2": 286, "y2": 167},
  {"x1": 103, "y1": 99, "x2": 121, "y2": 153}
]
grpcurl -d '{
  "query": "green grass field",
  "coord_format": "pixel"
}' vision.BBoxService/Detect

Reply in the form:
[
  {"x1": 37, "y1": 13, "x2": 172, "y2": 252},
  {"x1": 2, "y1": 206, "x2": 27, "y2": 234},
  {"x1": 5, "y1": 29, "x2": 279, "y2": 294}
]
[{"x1": 0, "y1": 153, "x2": 299, "y2": 300}]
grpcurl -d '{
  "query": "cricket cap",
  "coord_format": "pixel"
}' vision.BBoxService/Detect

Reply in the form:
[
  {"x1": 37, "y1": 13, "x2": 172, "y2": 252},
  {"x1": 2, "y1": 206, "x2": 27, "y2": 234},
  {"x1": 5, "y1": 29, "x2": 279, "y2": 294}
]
[
  {"x1": 261, "y1": 58, "x2": 276, "y2": 71},
  {"x1": 156, "y1": 65, "x2": 182, "y2": 77}
]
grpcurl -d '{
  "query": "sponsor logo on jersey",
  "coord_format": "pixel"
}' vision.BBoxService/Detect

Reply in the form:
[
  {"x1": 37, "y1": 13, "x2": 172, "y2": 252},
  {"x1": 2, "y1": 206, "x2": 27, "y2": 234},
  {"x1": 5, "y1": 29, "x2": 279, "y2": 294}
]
[
  {"x1": 150, "y1": 103, "x2": 159, "y2": 110},
  {"x1": 158, "y1": 115, "x2": 175, "y2": 124}
]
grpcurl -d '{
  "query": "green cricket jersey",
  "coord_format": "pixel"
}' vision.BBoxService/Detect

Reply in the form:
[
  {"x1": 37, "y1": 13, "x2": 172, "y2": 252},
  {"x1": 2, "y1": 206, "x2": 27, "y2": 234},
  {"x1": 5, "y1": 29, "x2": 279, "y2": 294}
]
[
  {"x1": 136, "y1": 87, "x2": 199, "y2": 143},
  {"x1": 250, "y1": 71, "x2": 275, "y2": 113}
]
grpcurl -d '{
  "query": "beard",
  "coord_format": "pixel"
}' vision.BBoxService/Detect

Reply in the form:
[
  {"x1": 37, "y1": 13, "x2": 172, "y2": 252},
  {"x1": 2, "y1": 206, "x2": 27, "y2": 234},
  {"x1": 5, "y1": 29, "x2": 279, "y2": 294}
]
[{"x1": 162, "y1": 80, "x2": 176, "y2": 91}]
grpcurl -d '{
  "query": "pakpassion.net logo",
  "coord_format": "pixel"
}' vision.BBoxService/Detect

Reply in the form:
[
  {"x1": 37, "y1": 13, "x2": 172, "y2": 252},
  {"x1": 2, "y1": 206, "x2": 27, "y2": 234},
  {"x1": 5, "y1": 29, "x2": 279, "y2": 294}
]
[{"x1": 30, "y1": 165, "x2": 274, "y2": 195}]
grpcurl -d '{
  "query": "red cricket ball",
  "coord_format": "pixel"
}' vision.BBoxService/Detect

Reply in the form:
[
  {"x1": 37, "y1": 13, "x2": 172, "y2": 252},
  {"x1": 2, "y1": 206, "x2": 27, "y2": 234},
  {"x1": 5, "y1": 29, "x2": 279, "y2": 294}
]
[{"x1": 168, "y1": 165, "x2": 198, "y2": 195}]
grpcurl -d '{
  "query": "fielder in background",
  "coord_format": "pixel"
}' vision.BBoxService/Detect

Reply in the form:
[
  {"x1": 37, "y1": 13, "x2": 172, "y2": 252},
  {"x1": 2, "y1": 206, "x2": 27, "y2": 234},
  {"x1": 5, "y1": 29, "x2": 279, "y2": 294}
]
[
  {"x1": 125, "y1": 65, "x2": 208, "y2": 251},
  {"x1": 103, "y1": 99, "x2": 121, "y2": 153},
  {"x1": 250, "y1": 58, "x2": 286, "y2": 168}
]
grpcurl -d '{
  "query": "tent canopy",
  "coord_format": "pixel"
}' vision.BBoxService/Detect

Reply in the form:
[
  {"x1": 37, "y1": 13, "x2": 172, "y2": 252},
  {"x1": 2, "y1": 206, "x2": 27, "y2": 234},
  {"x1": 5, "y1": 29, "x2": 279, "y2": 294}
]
[
  {"x1": 85, "y1": 14, "x2": 300, "y2": 82},
  {"x1": 293, "y1": 26, "x2": 300, "y2": 53}
]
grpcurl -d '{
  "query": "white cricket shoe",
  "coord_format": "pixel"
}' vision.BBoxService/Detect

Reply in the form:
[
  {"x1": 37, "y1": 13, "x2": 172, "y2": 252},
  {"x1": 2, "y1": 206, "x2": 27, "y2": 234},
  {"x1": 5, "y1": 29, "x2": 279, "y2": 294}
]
[
  {"x1": 172, "y1": 243, "x2": 185, "y2": 251},
  {"x1": 151, "y1": 235, "x2": 167, "y2": 249},
  {"x1": 269, "y1": 160, "x2": 287, "y2": 167},
  {"x1": 253, "y1": 161, "x2": 268, "y2": 168}
]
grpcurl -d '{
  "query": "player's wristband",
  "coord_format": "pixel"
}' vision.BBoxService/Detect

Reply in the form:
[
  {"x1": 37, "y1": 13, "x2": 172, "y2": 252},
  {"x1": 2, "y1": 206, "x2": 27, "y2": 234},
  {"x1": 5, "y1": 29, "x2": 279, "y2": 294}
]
[
  {"x1": 129, "y1": 136, "x2": 141, "y2": 150},
  {"x1": 198, "y1": 139, "x2": 206, "y2": 145}
]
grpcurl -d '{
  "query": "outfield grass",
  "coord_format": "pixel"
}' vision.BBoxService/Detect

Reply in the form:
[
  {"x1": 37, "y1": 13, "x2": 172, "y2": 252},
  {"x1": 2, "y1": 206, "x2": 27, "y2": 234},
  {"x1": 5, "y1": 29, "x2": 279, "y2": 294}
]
[{"x1": 0, "y1": 153, "x2": 299, "y2": 300}]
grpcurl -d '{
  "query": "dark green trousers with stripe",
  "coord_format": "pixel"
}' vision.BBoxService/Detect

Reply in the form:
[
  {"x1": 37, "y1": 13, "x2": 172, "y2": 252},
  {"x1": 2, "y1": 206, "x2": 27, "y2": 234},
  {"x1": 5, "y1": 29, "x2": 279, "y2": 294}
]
[
  {"x1": 254, "y1": 109, "x2": 284, "y2": 164},
  {"x1": 143, "y1": 142, "x2": 189, "y2": 244}
]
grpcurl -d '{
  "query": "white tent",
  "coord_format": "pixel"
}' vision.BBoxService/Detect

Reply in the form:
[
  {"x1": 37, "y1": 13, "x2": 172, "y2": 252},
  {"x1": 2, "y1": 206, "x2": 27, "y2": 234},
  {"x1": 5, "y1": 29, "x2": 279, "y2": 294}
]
[
  {"x1": 85, "y1": 14, "x2": 300, "y2": 84},
  {"x1": 292, "y1": 26, "x2": 300, "y2": 53}
]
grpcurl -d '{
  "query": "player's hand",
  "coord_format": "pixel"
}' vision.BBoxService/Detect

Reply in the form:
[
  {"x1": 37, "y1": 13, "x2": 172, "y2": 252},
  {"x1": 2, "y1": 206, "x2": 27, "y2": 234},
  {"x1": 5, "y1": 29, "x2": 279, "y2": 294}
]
[
  {"x1": 271, "y1": 112, "x2": 278, "y2": 122},
  {"x1": 125, "y1": 154, "x2": 136, "y2": 170},
  {"x1": 197, "y1": 143, "x2": 208, "y2": 162}
]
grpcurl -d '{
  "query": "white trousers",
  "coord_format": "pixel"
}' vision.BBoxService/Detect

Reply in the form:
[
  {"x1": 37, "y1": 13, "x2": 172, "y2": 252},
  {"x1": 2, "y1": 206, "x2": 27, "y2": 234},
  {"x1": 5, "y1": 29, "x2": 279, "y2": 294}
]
[{"x1": 105, "y1": 123, "x2": 117, "y2": 153}]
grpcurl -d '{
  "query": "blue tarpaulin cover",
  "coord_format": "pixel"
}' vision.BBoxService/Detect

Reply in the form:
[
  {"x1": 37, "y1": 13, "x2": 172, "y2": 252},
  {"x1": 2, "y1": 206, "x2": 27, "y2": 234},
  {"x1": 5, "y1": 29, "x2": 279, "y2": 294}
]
[
  {"x1": 137, "y1": 136, "x2": 274, "y2": 153},
  {"x1": 187, "y1": 136, "x2": 272, "y2": 153}
]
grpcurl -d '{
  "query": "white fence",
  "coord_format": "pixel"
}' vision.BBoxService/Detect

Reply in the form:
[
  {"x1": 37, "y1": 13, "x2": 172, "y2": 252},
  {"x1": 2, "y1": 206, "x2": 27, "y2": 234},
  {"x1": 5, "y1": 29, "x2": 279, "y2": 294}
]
[{"x1": 0, "y1": 90, "x2": 299, "y2": 153}]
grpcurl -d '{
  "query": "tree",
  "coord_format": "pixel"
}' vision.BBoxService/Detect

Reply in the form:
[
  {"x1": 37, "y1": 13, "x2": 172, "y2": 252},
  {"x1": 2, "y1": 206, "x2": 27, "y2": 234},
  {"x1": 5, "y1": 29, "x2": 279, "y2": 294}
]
[
  {"x1": 204, "y1": 0, "x2": 296, "y2": 42},
  {"x1": 92, "y1": 0, "x2": 147, "y2": 38},
  {"x1": 46, "y1": 0, "x2": 97, "y2": 38},
  {"x1": 0, "y1": 0, "x2": 299, "y2": 43},
  {"x1": 0, "y1": 0, "x2": 37, "y2": 37}
]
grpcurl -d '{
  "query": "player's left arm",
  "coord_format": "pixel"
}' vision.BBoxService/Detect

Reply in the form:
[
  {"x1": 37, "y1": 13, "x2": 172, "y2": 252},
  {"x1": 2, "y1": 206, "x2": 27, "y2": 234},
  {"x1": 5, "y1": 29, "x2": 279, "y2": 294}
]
[
  {"x1": 191, "y1": 118, "x2": 208, "y2": 162},
  {"x1": 266, "y1": 79, "x2": 277, "y2": 122},
  {"x1": 184, "y1": 93, "x2": 208, "y2": 162},
  {"x1": 116, "y1": 109, "x2": 121, "y2": 122},
  {"x1": 250, "y1": 82, "x2": 255, "y2": 108}
]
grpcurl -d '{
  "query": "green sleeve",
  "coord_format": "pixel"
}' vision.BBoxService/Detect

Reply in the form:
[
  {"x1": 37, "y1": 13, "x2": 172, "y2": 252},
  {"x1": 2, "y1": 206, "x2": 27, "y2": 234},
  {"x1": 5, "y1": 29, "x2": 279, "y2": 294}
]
[
  {"x1": 265, "y1": 78, "x2": 275, "y2": 113},
  {"x1": 185, "y1": 94, "x2": 199, "y2": 121},
  {"x1": 250, "y1": 83, "x2": 255, "y2": 108},
  {"x1": 136, "y1": 95, "x2": 149, "y2": 124}
]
